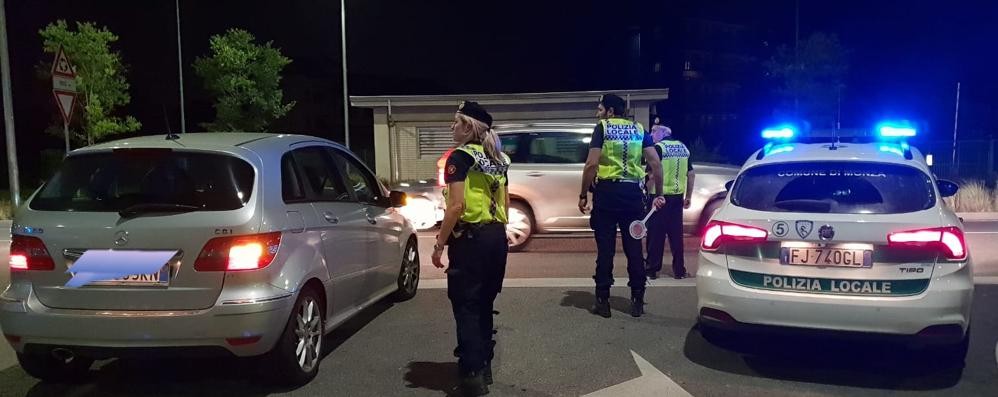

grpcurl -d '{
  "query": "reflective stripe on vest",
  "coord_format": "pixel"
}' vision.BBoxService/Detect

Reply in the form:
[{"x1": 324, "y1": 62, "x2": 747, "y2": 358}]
[
  {"x1": 442, "y1": 144, "x2": 510, "y2": 224},
  {"x1": 656, "y1": 140, "x2": 690, "y2": 195},
  {"x1": 596, "y1": 118, "x2": 646, "y2": 181}
]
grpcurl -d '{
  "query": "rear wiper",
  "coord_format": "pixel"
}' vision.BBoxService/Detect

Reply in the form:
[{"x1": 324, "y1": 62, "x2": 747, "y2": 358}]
[{"x1": 118, "y1": 203, "x2": 201, "y2": 219}]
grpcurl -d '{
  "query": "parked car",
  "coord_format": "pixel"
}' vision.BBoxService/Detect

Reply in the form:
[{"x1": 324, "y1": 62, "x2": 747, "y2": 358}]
[
  {"x1": 1, "y1": 133, "x2": 420, "y2": 386},
  {"x1": 397, "y1": 124, "x2": 740, "y2": 251}
]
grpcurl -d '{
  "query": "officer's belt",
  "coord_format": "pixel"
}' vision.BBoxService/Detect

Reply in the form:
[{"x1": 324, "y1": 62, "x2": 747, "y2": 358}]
[{"x1": 596, "y1": 178, "x2": 642, "y2": 183}]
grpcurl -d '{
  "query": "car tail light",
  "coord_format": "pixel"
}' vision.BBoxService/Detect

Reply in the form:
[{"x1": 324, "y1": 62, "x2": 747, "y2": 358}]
[
  {"x1": 9, "y1": 235, "x2": 55, "y2": 271},
  {"x1": 194, "y1": 232, "x2": 282, "y2": 271},
  {"x1": 437, "y1": 149, "x2": 454, "y2": 187},
  {"x1": 701, "y1": 221, "x2": 768, "y2": 250},
  {"x1": 888, "y1": 227, "x2": 967, "y2": 261}
]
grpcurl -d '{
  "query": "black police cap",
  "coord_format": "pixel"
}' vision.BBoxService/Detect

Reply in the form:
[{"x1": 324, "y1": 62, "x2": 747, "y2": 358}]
[{"x1": 457, "y1": 101, "x2": 493, "y2": 128}]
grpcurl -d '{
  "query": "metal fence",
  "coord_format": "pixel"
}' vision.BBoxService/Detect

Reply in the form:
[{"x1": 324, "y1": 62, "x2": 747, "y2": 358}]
[{"x1": 918, "y1": 139, "x2": 998, "y2": 186}]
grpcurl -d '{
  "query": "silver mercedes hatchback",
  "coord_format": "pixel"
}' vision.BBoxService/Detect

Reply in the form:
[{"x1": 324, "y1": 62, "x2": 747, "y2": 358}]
[{"x1": 1, "y1": 133, "x2": 420, "y2": 386}]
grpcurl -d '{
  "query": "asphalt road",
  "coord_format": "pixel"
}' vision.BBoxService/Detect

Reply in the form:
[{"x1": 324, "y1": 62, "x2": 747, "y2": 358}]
[
  {"x1": 1, "y1": 220, "x2": 997, "y2": 396},
  {"x1": 1, "y1": 286, "x2": 995, "y2": 397}
]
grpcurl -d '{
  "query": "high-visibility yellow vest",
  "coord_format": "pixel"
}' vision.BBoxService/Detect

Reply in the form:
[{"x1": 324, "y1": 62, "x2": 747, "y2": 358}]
[
  {"x1": 656, "y1": 140, "x2": 690, "y2": 195},
  {"x1": 596, "y1": 118, "x2": 646, "y2": 181},
  {"x1": 443, "y1": 144, "x2": 510, "y2": 224}
]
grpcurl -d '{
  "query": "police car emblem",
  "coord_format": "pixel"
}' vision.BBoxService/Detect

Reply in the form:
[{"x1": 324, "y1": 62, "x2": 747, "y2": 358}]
[
  {"x1": 818, "y1": 225, "x2": 835, "y2": 241},
  {"x1": 795, "y1": 221, "x2": 813, "y2": 239}
]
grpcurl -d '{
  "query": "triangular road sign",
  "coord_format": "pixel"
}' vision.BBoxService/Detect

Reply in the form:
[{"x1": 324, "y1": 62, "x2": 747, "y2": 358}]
[
  {"x1": 51, "y1": 46, "x2": 76, "y2": 78},
  {"x1": 53, "y1": 90, "x2": 77, "y2": 123}
]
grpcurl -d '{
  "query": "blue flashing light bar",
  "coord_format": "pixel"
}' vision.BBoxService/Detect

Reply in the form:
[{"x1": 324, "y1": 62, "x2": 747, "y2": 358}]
[
  {"x1": 761, "y1": 126, "x2": 796, "y2": 139},
  {"x1": 879, "y1": 144, "x2": 904, "y2": 156},
  {"x1": 876, "y1": 122, "x2": 917, "y2": 138},
  {"x1": 765, "y1": 144, "x2": 795, "y2": 156}
]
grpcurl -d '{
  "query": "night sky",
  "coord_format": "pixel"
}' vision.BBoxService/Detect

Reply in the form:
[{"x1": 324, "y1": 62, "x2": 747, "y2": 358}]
[{"x1": 2, "y1": 0, "x2": 997, "y2": 186}]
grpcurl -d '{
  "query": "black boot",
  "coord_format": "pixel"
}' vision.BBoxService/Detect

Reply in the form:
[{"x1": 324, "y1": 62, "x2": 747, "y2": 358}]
[
  {"x1": 460, "y1": 371, "x2": 489, "y2": 396},
  {"x1": 592, "y1": 297, "x2": 611, "y2": 318},
  {"x1": 483, "y1": 361, "x2": 493, "y2": 385},
  {"x1": 630, "y1": 290, "x2": 645, "y2": 317}
]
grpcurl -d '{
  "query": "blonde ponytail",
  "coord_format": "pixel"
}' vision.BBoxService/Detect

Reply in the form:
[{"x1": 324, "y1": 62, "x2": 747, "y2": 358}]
[{"x1": 457, "y1": 114, "x2": 507, "y2": 165}]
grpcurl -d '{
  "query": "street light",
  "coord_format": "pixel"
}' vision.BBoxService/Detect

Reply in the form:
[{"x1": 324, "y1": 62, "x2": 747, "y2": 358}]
[
  {"x1": 0, "y1": 0, "x2": 21, "y2": 207},
  {"x1": 176, "y1": 0, "x2": 186, "y2": 134},
  {"x1": 341, "y1": 0, "x2": 350, "y2": 149}
]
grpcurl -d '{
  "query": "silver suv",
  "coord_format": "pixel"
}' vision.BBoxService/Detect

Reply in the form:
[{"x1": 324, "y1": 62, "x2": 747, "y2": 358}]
[
  {"x1": 497, "y1": 124, "x2": 739, "y2": 250},
  {"x1": 1, "y1": 133, "x2": 419, "y2": 386}
]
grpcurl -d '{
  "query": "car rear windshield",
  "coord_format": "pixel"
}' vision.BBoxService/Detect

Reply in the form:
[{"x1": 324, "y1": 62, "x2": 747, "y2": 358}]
[
  {"x1": 30, "y1": 149, "x2": 255, "y2": 212},
  {"x1": 731, "y1": 161, "x2": 935, "y2": 214}
]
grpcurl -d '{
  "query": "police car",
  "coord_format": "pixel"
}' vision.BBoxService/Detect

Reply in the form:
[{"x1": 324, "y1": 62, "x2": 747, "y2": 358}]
[{"x1": 696, "y1": 122, "x2": 972, "y2": 362}]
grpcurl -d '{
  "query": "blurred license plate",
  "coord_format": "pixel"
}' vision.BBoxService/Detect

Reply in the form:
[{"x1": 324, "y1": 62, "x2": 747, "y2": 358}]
[
  {"x1": 781, "y1": 247, "x2": 872, "y2": 268},
  {"x1": 67, "y1": 264, "x2": 170, "y2": 286},
  {"x1": 104, "y1": 270, "x2": 167, "y2": 285}
]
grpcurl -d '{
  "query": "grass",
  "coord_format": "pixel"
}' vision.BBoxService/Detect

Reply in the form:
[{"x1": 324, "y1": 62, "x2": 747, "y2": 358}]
[
  {"x1": 944, "y1": 180, "x2": 997, "y2": 212},
  {"x1": 0, "y1": 197, "x2": 11, "y2": 220}
]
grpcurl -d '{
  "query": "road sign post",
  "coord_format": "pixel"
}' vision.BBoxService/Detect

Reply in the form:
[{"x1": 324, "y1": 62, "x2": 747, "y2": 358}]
[{"x1": 51, "y1": 46, "x2": 77, "y2": 155}]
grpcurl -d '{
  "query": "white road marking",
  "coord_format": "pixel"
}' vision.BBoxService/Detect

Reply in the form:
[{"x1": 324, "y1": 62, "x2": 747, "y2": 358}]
[
  {"x1": 582, "y1": 350, "x2": 693, "y2": 397},
  {"x1": 419, "y1": 277, "x2": 696, "y2": 289}
]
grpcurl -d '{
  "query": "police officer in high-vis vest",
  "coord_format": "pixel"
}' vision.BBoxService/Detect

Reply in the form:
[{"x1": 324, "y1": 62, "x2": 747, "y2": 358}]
[
  {"x1": 644, "y1": 124, "x2": 695, "y2": 279},
  {"x1": 432, "y1": 101, "x2": 510, "y2": 396},
  {"x1": 578, "y1": 94, "x2": 664, "y2": 318}
]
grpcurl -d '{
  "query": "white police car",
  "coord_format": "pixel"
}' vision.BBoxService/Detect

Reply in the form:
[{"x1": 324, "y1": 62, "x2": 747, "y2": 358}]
[{"x1": 696, "y1": 122, "x2": 972, "y2": 362}]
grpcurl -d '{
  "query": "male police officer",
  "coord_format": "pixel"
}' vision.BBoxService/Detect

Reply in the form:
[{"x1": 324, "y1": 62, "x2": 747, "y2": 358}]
[
  {"x1": 644, "y1": 124, "x2": 695, "y2": 279},
  {"x1": 578, "y1": 94, "x2": 664, "y2": 318}
]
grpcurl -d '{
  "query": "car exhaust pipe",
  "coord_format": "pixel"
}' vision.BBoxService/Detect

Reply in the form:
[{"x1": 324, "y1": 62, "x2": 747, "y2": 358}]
[{"x1": 50, "y1": 348, "x2": 76, "y2": 362}]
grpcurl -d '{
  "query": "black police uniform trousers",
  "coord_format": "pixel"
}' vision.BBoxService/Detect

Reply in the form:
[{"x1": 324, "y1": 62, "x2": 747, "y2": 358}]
[
  {"x1": 590, "y1": 181, "x2": 646, "y2": 298},
  {"x1": 447, "y1": 222, "x2": 508, "y2": 376},
  {"x1": 645, "y1": 193, "x2": 686, "y2": 277}
]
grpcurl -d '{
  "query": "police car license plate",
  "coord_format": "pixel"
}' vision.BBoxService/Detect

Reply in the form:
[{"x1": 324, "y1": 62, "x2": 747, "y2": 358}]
[{"x1": 780, "y1": 245, "x2": 872, "y2": 268}]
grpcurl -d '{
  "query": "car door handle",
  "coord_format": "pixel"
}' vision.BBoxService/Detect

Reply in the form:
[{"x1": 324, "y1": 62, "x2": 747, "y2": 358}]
[
  {"x1": 323, "y1": 212, "x2": 339, "y2": 224},
  {"x1": 526, "y1": 172, "x2": 544, "y2": 177}
]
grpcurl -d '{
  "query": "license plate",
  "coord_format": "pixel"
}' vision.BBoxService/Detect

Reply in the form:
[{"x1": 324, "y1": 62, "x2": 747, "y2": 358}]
[
  {"x1": 101, "y1": 270, "x2": 168, "y2": 285},
  {"x1": 780, "y1": 246, "x2": 872, "y2": 268},
  {"x1": 67, "y1": 264, "x2": 171, "y2": 286}
]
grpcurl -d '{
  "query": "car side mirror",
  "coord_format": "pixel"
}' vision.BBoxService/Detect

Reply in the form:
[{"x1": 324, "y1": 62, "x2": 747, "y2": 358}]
[
  {"x1": 937, "y1": 179, "x2": 959, "y2": 198},
  {"x1": 724, "y1": 180, "x2": 734, "y2": 191},
  {"x1": 389, "y1": 190, "x2": 408, "y2": 207}
]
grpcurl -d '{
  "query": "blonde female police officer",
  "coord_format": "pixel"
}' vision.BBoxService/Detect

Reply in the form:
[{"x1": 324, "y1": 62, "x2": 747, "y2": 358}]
[
  {"x1": 432, "y1": 101, "x2": 510, "y2": 396},
  {"x1": 578, "y1": 94, "x2": 664, "y2": 318}
]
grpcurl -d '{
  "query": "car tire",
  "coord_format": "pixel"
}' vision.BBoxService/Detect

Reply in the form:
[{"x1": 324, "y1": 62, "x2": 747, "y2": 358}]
[
  {"x1": 16, "y1": 351, "x2": 94, "y2": 383},
  {"x1": 696, "y1": 198, "x2": 724, "y2": 235},
  {"x1": 506, "y1": 201, "x2": 534, "y2": 252},
  {"x1": 264, "y1": 286, "x2": 325, "y2": 387},
  {"x1": 393, "y1": 238, "x2": 420, "y2": 301}
]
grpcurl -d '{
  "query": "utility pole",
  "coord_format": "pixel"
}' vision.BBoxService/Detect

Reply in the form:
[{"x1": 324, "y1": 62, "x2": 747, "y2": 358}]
[
  {"x1": 951, "y1": 82, "x2": 961, "y2": 172},
  {"x1": 0, "y1": 0, "x2": 21, "y2": 207},
  {"x1": 175, "y1": 0, "x2": 186, "y2": 133},
  {"x1": 793, "y1": 0, "x2": 800, "y2": 117},
  {"x1": 340, "y1": 0, "x2": 350, "y2": 149}
]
